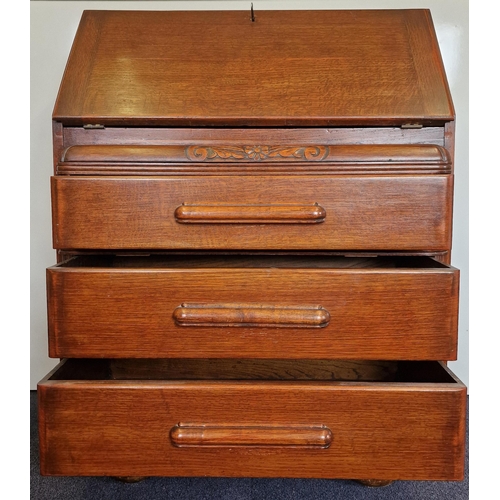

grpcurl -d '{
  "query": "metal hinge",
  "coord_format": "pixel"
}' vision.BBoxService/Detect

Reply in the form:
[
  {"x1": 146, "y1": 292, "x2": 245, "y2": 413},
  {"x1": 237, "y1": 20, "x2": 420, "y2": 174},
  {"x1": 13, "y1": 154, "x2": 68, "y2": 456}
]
[
  {"x1": 83, "y1": 124, "x2": 105, "y2": 129},
  {"x1": 401, "y1": 123, "x2": 423, "y2": 129}
]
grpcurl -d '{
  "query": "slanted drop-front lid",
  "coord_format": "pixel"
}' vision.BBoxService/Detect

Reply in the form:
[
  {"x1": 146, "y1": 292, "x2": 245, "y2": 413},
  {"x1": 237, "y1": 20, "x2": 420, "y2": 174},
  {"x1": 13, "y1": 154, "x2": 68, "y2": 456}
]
[{"x1": 53, "y1": 9, "x2": 454, "y2": 127}]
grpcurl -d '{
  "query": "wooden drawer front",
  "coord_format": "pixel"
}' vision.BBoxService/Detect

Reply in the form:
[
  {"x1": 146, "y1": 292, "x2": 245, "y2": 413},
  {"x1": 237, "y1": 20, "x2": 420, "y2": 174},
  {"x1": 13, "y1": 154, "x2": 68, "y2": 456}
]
[
  {"x1": 51, "y1": 175, "x2": 452, "y2": 251},
  {"x1": 38, "y1": 360, "x2": 466, "y2": 480},
  {"x1": 47, "y1": 256, "x2": 459, "y2": 360}
]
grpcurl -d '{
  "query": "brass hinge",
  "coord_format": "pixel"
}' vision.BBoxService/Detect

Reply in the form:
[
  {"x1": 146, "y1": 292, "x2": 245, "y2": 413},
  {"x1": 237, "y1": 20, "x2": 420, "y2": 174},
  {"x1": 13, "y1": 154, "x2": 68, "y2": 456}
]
[
  {"x1": 83, "y1": 124, "x2": 105, "y2": 129},
  {"x1": 401, "y1": 123, "x2": 423, "y2": 129}
]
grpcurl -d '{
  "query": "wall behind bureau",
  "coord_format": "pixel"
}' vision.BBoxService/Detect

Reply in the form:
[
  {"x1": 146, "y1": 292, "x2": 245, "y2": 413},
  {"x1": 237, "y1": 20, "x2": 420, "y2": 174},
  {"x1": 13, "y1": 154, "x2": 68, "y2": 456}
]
[{"x1": 30, "y1": 0, "x2": 469, "y2": 390}]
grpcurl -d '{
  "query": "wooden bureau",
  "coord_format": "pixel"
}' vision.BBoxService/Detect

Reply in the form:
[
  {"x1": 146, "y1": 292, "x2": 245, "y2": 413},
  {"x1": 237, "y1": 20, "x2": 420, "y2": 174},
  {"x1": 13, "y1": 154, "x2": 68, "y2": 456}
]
[{"x1": 38, "y1": 9, "x2": 466, "y2": 483}]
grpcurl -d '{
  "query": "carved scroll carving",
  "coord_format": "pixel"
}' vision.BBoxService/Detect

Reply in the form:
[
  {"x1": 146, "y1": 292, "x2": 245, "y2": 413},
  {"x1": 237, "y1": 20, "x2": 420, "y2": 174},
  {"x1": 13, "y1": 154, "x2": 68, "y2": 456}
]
[{"x1": 186, "y1": 145, "x2": 330, "y2": 162}]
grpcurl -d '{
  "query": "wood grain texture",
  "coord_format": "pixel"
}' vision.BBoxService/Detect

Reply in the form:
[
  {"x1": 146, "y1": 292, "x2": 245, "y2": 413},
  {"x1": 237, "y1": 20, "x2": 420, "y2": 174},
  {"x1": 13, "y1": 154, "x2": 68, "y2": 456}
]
[
  {"x1": 62, "y1": 126, "x2": 447, "y2": 150},
  {"x1": 170, "y1": 424, "x2": 333, "y2": 448},
  {"x1": 108, "y1": 359, "x2": 399, "y2": 382},
  {"x1": 53, "y1": 10, "x2": 453, "y2": 126},
  {"x1": 38, "y1": 360, "x2": 466, "y2": 479},
  {"x1": 46, "y1": 256, "x2": 459, "y2": 359},
  {"x1": 174, "y1": 204, "x2": 327, "y2": 224},
  {"x1": 52, "y1": 122, "x2": 64, "y2": 175},
  {"x1": 41, "y1": 7, "x2": 462, "y2": 483},
  {"x1": 57, "y1": 143, "x2": 452, "y2": 176},
  {"x1": 51, "y1": 175, "x2": 453, "y2": 251},
  {"x1": 172, "y1": 304, "x2": 330, "y2": 328},
  {"x1": 61, "y1": 144, "x2": 450, "y2": 164}
]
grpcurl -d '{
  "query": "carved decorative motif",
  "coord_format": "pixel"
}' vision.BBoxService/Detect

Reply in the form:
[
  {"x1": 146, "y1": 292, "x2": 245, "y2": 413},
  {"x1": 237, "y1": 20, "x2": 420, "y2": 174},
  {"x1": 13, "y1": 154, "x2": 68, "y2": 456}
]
[{"x1": 186, "y1": 145, "x2": 330, "y2": 162}]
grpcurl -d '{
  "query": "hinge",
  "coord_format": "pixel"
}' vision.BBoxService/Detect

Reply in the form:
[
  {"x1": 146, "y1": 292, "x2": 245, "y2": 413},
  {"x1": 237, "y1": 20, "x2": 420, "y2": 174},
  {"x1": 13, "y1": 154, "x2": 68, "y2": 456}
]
[
  {"x1": 401, "y1": 123, "x2": 423, "y2": 129},
  {"x1": 83, "y1": 124, "x2": 105, "y2": 129}
]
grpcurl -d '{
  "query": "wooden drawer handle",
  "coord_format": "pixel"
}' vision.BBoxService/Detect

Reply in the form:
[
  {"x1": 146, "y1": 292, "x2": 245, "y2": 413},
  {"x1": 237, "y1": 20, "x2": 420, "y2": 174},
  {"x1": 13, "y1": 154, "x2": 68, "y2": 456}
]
[
  {"x1": 174, "y1": 203, "x2": 326, "y2": 223},
  {"x1": 170, "y1": 424, "x2": 332, "y2": 448},
  {"x1": 173, "y1": 304, "x2": 330, "y2": 328}
]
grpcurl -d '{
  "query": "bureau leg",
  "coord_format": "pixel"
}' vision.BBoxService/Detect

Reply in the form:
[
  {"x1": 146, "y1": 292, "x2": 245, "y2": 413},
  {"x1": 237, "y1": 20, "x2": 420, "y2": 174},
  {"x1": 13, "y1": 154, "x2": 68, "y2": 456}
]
[
  {"x1": 357, "y1": 479, "x2": 394, "y2": 487},
  {"x1": 115, "y1": 476, "x2": 146, "y2": 483}
]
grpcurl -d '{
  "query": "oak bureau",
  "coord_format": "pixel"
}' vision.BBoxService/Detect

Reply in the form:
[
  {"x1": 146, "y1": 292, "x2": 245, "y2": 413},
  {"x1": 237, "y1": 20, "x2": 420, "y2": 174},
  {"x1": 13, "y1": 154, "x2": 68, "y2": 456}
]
[{"x1": 38, "y1": 9, "x2": 466, "y2": 484}]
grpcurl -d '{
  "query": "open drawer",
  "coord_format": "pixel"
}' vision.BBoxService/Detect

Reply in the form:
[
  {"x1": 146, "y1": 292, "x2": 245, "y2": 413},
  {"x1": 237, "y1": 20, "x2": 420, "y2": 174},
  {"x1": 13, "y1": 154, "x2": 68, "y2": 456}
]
[
  {"x1": 47, "y1": 255, "x2": 459, "y2": 360},
  {"x1": 38, "y1": 358, "x2": 466, "y2": 479}
]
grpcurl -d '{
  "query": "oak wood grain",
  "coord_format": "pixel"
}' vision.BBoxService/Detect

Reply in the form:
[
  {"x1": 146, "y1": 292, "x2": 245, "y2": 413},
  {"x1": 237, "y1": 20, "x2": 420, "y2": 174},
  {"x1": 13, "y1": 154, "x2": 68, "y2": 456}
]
[
  {"x1": 57, "y1": 143, "x2": 452, "y2": 176},
  {"x1": 51, "y1": 175, "x2": 453, "y2": 251},
  {"x1": 170, "y1": 424, "x2": 333, "y2": 448},
  {"x1": 38, "y1": 360, "x2": 466, "y2": 479},
  {"x1": 174, "y1": 204, "x2": 327, "y2": 224},
  {"x1": 108, "y1": 359, "x2": 399, "y2": 382},
  {"x1": 53, "y1": 10, "x2": 453, "y2": 126},
  {"x1": 61, "y1": 144, "x2": 450, "y2": 164},
  {"x1": 41, "y1": 7, "x2": 462, "y2": 483},
  {"x1": 61, "y1": 126, "x2": 446, "y2": 151},
  {"x1": 172, "y1": 303, "x2": 330, "y2": 328},
  {"x1": 46, "y1": 255, "x2": 459, "y2": 360}
]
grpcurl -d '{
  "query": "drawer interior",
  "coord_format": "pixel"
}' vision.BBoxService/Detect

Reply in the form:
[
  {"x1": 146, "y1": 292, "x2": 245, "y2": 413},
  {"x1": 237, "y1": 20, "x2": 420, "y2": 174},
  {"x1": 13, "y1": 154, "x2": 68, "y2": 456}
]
[
  {"x1": 59, "y1": 254, "x2": 449, "y2": 270},
  {"x1": 39, "y1": 358, "x2": 465, "y2": 479},
  {"x1": 48, "y1": 359, "x2": 460, "y2": 385}
]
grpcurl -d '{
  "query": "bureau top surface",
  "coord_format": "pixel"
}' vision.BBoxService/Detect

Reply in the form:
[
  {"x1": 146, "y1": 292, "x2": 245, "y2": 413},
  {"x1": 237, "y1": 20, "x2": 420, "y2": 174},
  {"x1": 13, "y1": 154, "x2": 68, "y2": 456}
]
[{"x1": 53, "y1": 9, "x2": 454, "y2": 127}]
